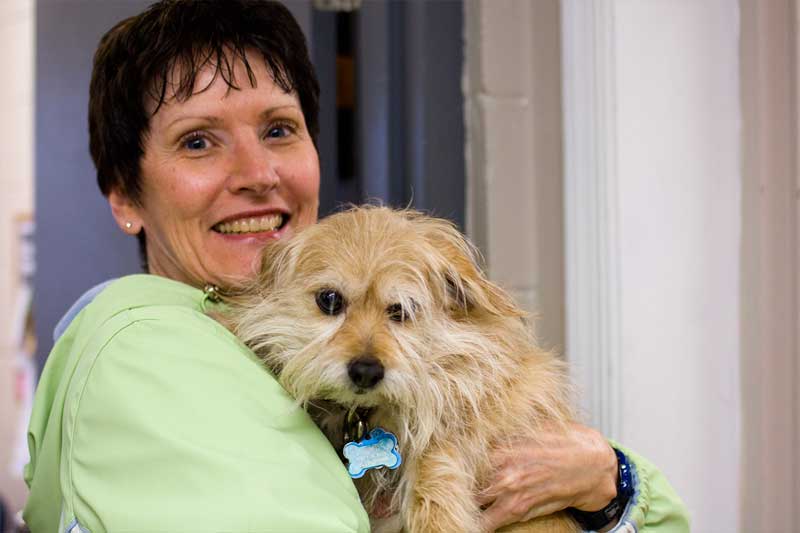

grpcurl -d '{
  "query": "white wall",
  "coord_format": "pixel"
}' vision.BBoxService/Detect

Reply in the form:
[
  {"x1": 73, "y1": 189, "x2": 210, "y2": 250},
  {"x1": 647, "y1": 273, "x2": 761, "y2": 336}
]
[
  {"x1": 739, "y1": 0, "x2": 799, "y2": 529},
  {"x1": 0, "y1": 0, "x2": 35, "y2": 514},
  {"x1": 562, "y1": 1, "x2": 741, "y2": 530},
  {"x1": 615, "y1": 3, "x2": 740, "y2": 529}
]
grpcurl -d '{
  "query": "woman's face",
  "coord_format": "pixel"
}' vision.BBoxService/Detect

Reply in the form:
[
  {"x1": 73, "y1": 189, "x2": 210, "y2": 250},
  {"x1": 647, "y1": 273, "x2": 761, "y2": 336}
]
[{"x1": 111, "y1": 52, "x2": 320, "y2": 288}]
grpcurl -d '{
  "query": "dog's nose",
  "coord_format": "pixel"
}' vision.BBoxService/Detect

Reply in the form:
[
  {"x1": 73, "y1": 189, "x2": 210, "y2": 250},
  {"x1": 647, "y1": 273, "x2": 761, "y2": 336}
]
[{"x1": 347, "y1": 356, "x2": 385, "y2": 389}]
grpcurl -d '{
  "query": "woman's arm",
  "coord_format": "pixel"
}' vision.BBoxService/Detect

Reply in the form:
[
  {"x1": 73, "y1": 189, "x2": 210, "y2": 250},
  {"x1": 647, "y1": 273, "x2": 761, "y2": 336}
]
[
  {"x1": 479, "y1": 423, "x2": 689, "y2": 532},
  {"x1": 25, "y1": 306, "x2": 369, "y2": 533}
]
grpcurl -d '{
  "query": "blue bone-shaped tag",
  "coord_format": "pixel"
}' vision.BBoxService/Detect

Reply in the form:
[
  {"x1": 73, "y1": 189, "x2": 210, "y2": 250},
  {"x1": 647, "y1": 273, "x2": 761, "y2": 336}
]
[{"x1": 343, "y1": 428, "x2": 402, "y2": 479}]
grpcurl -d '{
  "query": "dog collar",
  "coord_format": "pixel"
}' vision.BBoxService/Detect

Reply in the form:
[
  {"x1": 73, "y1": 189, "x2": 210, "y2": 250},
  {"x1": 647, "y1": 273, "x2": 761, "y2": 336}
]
[{"x1": 343, "y1": 407, "x2": 372, "y2": 445}]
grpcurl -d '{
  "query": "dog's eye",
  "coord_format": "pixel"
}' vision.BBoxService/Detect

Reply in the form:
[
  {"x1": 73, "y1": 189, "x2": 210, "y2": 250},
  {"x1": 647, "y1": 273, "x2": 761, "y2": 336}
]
[
  {"x1": 387, "y1": 303, "x2": 412, "y2": 322},
  {"x1": 316, "y1": 289, "x2": 345, "y2": 315}
]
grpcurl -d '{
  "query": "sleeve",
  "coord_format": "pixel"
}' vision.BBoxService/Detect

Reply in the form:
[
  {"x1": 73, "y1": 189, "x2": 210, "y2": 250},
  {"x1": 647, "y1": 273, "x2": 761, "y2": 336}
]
[
  {"x1": 60, "y1": 307, "x2": 370, "y2": 533},
  {"x1": 607, "y1": 442, "x2": 691, "y2": 533}
]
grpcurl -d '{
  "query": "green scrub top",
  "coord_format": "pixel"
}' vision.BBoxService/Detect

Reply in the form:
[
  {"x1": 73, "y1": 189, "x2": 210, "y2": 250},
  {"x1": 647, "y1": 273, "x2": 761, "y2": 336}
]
[{"x1": 24, "y1": 274, "x2": 370, "y2": 533}]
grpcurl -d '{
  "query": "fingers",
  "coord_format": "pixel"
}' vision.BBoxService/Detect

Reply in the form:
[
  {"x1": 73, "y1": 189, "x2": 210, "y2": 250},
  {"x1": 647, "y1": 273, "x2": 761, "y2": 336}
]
[
  {"x1": 480, "y1": 495, "x2": 564, "y2": 532},
  {"x1": 476, "y1": 487, "x2": 497, "y2": 507},
  {"x1": 479, "y1": 422, "x2": 620, "y2": 528},
  {"x1": 479, "y1": 500, "x2": 516, "y2": 533},
  {"x1": 477, "y1": 474, "x2": 531, "y2": 531},
  {"x1": 479, "y1": 508, "x2": 504, "y2": 532}
]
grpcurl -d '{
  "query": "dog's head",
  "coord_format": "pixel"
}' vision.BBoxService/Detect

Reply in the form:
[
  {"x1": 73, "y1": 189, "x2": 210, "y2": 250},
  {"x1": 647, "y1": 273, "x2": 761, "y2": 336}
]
[{"x1": 231, "y1": 206, "x2": 528, "y2": 442}]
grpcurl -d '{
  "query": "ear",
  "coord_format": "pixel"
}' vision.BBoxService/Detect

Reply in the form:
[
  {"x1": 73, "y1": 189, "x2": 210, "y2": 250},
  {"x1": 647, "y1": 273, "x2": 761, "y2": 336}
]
[
  {"x1": 442, "y1": 258, "x2": 523, "y2": 320},
  {"x1": 108, "y1": 188, "x2": 143, "y2": 235},
  {"x1": 411, "y1": 212, "x2": 523, "y2": 319},
  {"x1": 254, "y1": 235, "x2": 296, "y2": 292},
  {"x1": 220, "y1": 236, "x2": 297, "y2": 316}
]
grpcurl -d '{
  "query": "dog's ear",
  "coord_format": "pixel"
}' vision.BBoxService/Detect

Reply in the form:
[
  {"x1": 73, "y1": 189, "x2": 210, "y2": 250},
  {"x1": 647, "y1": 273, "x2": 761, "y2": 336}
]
[
  {"x1": 255, "y1": 236, "x2": 296, "y2": 292},
  {"x1": 409, "y1": 212, "x2": 523, "y2": 319},
  {"x1": 213, "y1": 236, "x2": 296, "y2": 321},
  {"x1": 442, "y1": 260, "x2": 523, "y2": 319}
]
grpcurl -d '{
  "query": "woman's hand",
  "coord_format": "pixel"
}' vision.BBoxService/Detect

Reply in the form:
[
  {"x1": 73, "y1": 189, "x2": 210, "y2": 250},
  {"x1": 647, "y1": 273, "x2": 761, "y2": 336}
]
[{"x1": 478, "y1": 422, "x2": 618, "y2": 532}]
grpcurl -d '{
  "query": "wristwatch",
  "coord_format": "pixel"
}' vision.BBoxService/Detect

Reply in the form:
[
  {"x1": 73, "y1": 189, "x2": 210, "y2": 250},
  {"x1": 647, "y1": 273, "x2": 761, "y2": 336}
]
[{"x1": 567, "y1": 448, "x2": 634, "y2": 531}]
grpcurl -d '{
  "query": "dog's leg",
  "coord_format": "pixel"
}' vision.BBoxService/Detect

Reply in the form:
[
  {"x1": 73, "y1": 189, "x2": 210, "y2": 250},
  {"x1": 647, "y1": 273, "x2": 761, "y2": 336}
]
[
  {"x1": 371, "y1": 513, "x2": 404, "y2": 533},
  {"x1": 404, "y1": 444, "x2": 482, "y2": 533},
  {"x1": 498, "y1": 513, "x2": 580, "y2": 533},
  {"x1": 403, "y1": 444, "x2": 580, "y2": 533}
]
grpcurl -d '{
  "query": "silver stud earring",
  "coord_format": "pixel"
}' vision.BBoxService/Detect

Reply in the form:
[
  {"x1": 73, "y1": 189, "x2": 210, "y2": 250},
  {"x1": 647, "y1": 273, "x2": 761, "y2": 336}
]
[{"x1": 125, "y1": 222, "x2": 133, "y2": 229}]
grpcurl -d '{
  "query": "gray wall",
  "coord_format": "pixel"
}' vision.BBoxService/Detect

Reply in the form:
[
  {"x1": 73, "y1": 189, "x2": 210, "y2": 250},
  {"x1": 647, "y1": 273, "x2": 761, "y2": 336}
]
[
  {"x1": 34, "y1": 0, "x2": 151, "y2": 370},
  {"x1": 358, "y1": 1, "x2": 465, "y2": 226}
]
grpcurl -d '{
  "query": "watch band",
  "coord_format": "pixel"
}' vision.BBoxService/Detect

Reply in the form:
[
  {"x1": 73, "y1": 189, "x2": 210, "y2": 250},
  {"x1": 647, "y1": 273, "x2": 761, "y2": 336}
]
[{"x1": 567, "y1": 448, "x2": 634, "y2": 531}]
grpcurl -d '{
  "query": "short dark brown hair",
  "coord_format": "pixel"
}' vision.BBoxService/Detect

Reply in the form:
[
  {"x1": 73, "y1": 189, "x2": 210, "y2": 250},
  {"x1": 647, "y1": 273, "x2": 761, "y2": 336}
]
[{"x1": 89, "y1": 0, "x2": 320, "y2": 203}]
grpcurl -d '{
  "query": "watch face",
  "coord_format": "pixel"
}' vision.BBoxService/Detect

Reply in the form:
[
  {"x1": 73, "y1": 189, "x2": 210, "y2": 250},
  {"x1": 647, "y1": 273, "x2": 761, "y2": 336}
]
[
  {"x1": 603, "y1": 501, "x2": 622, "y2": 520},
  {"x1": 569, "y1": 499, "x2": 623, "y2": 531}
]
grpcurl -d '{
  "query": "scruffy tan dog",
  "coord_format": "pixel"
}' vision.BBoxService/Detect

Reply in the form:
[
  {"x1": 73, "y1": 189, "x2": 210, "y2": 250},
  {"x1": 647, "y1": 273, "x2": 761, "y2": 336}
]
[{"x1": 226, "y1": 207, "x2": 579, "y2": 533}]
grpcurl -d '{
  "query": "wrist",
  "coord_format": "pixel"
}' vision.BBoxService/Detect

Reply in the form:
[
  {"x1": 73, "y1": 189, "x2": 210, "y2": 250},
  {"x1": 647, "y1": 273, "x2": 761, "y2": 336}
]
[
  {"x1": 572, "y1": 441, "x2": 618, "y2": 512},
  {"x1": 567, "y1": 448, "x2": 634, "y2": 531}
]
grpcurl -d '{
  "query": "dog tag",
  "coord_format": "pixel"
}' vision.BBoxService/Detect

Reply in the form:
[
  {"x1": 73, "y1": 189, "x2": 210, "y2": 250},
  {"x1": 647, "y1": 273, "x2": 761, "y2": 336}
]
[{"x1": 343, "y1": 428, "x2": 402, "y2": 479}]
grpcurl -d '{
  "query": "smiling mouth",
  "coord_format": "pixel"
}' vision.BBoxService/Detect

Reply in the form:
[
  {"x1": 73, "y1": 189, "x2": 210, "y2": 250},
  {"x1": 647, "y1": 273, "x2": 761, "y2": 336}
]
[{"x1": 213, "y1": 213, "x2": 287, "y2": 234}]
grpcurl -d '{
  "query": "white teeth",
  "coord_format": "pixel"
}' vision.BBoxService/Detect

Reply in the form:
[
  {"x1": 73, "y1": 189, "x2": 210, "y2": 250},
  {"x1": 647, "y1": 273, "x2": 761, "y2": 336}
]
[{"x1": 215, "y1": 214, "x2": 284, "y2": 234}]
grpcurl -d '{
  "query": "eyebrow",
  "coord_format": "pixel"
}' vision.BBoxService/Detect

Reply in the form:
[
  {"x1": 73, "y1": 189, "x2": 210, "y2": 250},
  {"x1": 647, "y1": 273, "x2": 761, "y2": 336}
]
[
  {"x1": 165, "y1": 105, "x2": 302, "y2": 130},
  {"x1": 262, "y1": 104, "x2": 302, "y2": 118},
  {"x1": 165, "y1": 115, "x2": 224, "y2": 130}
]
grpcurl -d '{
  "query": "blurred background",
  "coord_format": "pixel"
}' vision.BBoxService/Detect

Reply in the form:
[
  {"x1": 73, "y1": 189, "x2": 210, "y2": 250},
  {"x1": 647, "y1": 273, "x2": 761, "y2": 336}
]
[{"x1": 1, "y1": 0, "x2": 797, "y2": 531}]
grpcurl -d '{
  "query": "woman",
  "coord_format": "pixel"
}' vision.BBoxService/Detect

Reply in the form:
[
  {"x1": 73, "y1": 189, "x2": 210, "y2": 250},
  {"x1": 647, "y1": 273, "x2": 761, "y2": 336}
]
[{"x1": 24, "y1": 1, "x2": 688, "y2": 532}]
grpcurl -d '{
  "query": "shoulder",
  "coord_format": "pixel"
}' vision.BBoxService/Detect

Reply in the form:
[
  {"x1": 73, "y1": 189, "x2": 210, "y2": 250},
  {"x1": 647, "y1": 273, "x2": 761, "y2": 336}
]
[
  {"x1": 73, "y1": 297, "x2": 287, "y2": 425},
  {"x1": 58, "y1": 282, "x2": 370, "y2": 532},
  {"x1": 64, "y1": 273, "x2": 251, "y2": 380},
  {"x1": 55, "y1": 273, "x2": 293, "y2": 433},
  {"x1": 64, "y1": 274, "x2": 265, "y2": 405}
]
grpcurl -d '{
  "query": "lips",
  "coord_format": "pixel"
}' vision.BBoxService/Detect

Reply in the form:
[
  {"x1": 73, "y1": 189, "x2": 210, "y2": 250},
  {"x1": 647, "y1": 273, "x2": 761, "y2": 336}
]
[{"x1": 213, "y1": 213, "x2": 287, "y2": 234}]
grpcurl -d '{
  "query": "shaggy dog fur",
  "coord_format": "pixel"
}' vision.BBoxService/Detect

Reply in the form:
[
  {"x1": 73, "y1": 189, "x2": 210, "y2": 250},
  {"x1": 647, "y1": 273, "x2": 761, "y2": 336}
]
[{"x1": 224, "y1": 207, "x2": 579, "y2": 533}]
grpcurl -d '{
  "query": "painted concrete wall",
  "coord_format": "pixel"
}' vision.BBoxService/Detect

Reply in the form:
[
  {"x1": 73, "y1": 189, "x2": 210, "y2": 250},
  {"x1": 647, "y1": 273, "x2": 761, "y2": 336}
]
[
  {"x1": 466, "y1": 1, "x2": 741, "y2": 530},
  {"x1": 463, "y1": 0, "x2": 565, "y2": 351}
]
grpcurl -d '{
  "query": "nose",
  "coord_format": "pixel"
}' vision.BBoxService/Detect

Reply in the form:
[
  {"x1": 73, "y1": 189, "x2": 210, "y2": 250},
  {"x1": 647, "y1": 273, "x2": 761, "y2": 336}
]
[
  {"x1": 226, "y1": 138, "x2": 279, "y2": 195},
  {"x1": 347, "y1": 356, "x2": 385, "y2": 389}
]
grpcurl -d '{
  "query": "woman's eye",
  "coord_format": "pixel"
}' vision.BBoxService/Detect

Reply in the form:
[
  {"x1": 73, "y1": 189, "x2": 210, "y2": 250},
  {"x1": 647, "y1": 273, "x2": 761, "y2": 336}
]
[
  {"x1": 266, "y1": 126, "x2": 287, "y2": 138},
  {"x1": 265, "y1": 122, "x2": 295, "y2": 139},
  {"x1": 316, "y1": 289, "x2": 345, "y2": 316},
  {"x1": 183, "y1": 134, "x2": 208, "y2": 151}
]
